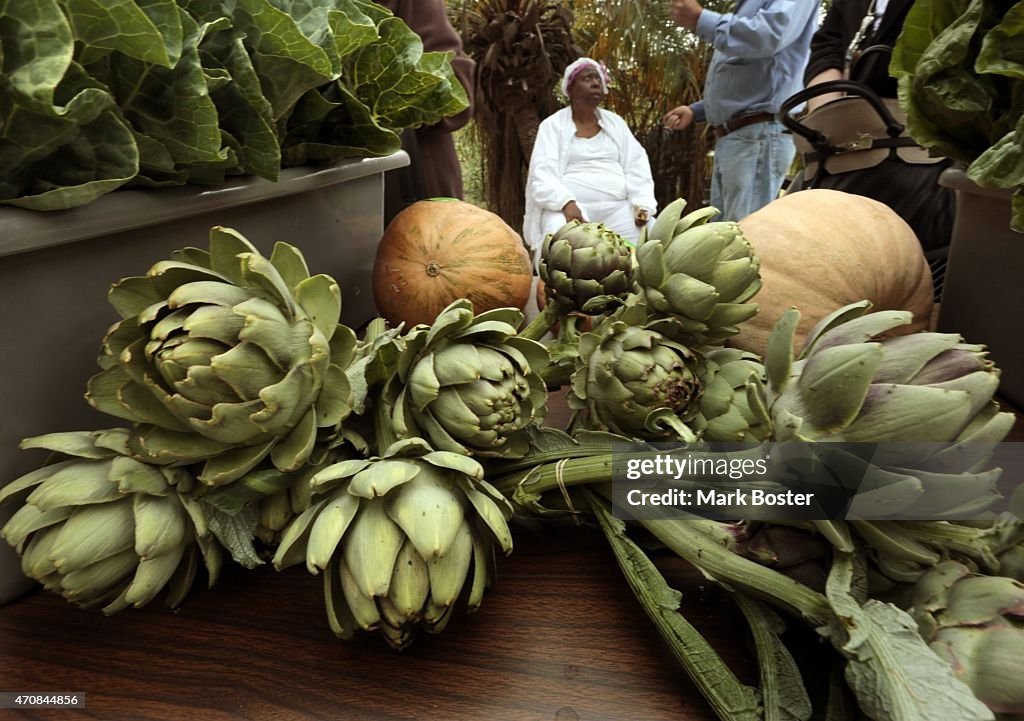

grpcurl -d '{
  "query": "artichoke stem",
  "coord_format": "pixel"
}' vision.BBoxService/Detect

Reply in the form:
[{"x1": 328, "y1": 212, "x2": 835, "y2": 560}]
[
  {"x1": 637, "y1": 513, "x2": 833, "y2": 626},
  {"x1": 538, "y1": 362, "x2": 574, "y2": 389},
  {"x1": 586, "y1": 489, "x2": 762, "y2": 721},
  {"x1": 490, "y1": 453, "x2": 614, "y2": 500},
  {"x1": 518, "y1": 304, "x2": 562, "y2": 341}
]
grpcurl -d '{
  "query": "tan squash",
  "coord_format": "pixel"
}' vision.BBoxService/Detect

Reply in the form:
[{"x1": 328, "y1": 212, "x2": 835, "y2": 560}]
[
  {"x1": 373, "y1": 199, "x2": 533, "y2": 327},
  {"x1": 732, "y1": 189, "x2": 934, "y2": 355}
]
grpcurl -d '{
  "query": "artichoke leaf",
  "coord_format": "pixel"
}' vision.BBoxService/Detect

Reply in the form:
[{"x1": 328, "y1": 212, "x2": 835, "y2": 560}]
[
  {"x1": 347, "y1": 460, "x2": 421, "y2": 499},
  {"x1": 269, "y1": 407, "x2": 317, "y2": 471},
  {"x1": 797, "y1": 343, "x2": 884, "y2": 431},
  {"x1": 425, "y1": 522, "x2": 474, "y2": 607},
  {"x1": 124, "y1": 543, "x2": 187, "y2": 607},
  {"x1": 386, "y1": 473, "x2": 464, "y2": 560},
  {"x1": 196, "y1": 440, "x2": 275, "y2": 487},
  {"x1": 50, "y1": 502, "x2": 135, "y2": 571},
  {"x1": 269, "y1": 241, "x2": 311, "y2": 291},
  {"x1": 272, "y1": 497, "x2": 329, "y2": 570},
  {"x1": 343, "y1": 501, "x2": 405, "y2": 598},
  {"x1": 25, "y1": 462, "x2": 122, "y2": 511},
  {"x1": 324, "y1": 561, "x2": 358, "y2": 639},
  {"x1": 295, "y1": 274, "x2": 342, "y2": 342},
  {"x1": 387, "y1": 539, "x2": 431, "y2": 617},
  {"x1": 306, "y1": 488, "x2": 361, "y2": 572}
]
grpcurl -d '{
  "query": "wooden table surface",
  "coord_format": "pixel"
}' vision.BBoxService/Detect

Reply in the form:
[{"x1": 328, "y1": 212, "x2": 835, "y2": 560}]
[
  {"x1": 0, "y1": 522, "x2": 756, "y2": 721},
  {"x1": 2, "y1": 399, "x2": 1020, "y2": 721}
]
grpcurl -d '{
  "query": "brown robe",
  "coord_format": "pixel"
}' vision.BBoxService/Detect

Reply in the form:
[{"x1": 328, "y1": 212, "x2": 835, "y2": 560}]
[{"x1": 377, "y1": 1, "x2": 475, "y2": 221}]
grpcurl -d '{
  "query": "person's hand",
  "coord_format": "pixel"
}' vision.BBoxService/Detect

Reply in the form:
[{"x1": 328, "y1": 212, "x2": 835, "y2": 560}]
[
  {"x1": 669, "y1": 0, "x2": 702, "y2": 30},
  {"x1": 634, "y1": 207, "x2": 650, "y2": 227},
  {"x1": 562, "y1": 200, "x2": 585, "y2": 223},
  {"x1": 663, "y1": 105, "x2": 694, "y2": 131}
]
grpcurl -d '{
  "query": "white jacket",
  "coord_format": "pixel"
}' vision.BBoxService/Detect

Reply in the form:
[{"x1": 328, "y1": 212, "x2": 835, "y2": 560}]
[{"x1": 523, "y1": 106, "x2": 658, "y2": 250}]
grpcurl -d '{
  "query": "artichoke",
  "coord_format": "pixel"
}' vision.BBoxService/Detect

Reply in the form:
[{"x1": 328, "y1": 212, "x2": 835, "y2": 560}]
[
  {"x1": 694, "y1": 347, "x2": 771, "y2": 443},
  {"x1": 635, "y1": 198, "x2": 761, "y2": 346},
  {"x1": 912, "y1": 561, "x2": 1024, "y2": 717},
  {"x1": 0, "y1": 430, "x2": 220, "y2": 613},
  {"x1": 86, "y1": 227, "x2": 357, "y2": 486},
  {"x1": 540, "y1": 220, "x2": 634, "y2": 314},
  {"x1": 385, "y1": 300, "x2": 548, "y2": 458},
  {"x1": 568, "y1": 304, "x2": 704, "y2": 442},
  {"x1": 765, "y1": 301, "x2": 1015, "y2": 520},
  {"x1": 766, "y1": 301, "x2": 1013, "y2": 444},
  {"x1": 273, "y1": 438, "x2": 513, "y2": 649}
]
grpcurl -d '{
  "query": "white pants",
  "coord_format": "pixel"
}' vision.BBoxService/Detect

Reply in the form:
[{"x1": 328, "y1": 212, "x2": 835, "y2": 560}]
[{"x1": 538, "y1": 182, "x2": 646, "y2": 248}]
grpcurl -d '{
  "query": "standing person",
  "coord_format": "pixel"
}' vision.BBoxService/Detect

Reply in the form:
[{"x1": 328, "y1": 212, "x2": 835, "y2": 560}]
[
  {"x1": 796, "y1": 0, "x2": 954, "y2": 280},
  {"x1": 523, "y1": 58, "x2": 657, "y2": 257},
  {"x1": 662, "y1": 0, "x2": 820, "y2": 221},
  {"x1": 379, "y1": 0, "x2": 475, "y2": 223}
]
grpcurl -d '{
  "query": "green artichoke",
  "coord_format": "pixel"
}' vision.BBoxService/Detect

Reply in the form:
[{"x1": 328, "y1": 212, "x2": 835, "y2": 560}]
[
  {"x1": 912, "y1": 561, "x2": 1024, "y2": 717},
  {"x1": 0, "y1": 430, "x2": 221, "y2": 613},
  {"x1": 766, "y1": 301, "x2": 1013, "y2": 444},
  {"x1": 540, "y1": 220, "x2": 634, "y2": 314},
  {"x1": 273, "y1": 438, "x2": 513, "y2": 649},
  {"x1": 694, "y1": 347, "x2": 771, "y2": 443},
  {"x1": 636, "y1": 198, "x2": 761, "y2": 346},
  {"x1": 86, "y1": 227, "x2": 357, "y2": 486},
  {"x1": 385, "y1": 300, "x2": 548, "y2": 458},
  {"x1": 765, "y1": 302, "x2": 1015, "y2": 519},
  {"x1": 568, "y1": 304, "x2": 704, "y2": 442}
]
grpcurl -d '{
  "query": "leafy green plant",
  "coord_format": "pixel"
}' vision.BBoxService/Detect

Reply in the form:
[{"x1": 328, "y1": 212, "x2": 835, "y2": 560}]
[
  {"x1": 0, "y1": 0, "x2": 469, "y2": 211},
  {"x1": 892, "y1": 1, "x2": 1024, "y2": 230}
]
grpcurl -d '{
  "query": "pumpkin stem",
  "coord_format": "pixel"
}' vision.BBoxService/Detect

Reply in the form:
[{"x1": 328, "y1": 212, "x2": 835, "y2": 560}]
[{"x1": 425, "y1": 261, "x2": 442, "y2": 277}]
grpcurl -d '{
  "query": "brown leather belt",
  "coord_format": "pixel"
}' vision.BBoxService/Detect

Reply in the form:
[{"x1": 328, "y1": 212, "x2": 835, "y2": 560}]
[{"x1": 712, "y1": 111, "x2": 777, "y2": 138}]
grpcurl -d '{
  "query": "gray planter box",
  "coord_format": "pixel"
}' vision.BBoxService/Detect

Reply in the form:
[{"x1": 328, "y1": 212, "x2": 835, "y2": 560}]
[
  {"x1": 937, "y1": 168, "x2": 1024, "y2": 411},
  {"x1": 0, "y1": 153, "x2": 408, "y2": 604}
]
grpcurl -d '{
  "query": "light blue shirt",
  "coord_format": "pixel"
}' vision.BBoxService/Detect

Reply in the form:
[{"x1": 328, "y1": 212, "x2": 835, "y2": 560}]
[{"x1": 690, "y1": 0, "x2": 821, "y2": 126}]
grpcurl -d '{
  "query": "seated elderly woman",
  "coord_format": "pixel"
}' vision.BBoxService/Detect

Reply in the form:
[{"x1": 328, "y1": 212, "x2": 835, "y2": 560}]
[{"x1": 523, "y1": 58, "x2": 657, "y2": 256}]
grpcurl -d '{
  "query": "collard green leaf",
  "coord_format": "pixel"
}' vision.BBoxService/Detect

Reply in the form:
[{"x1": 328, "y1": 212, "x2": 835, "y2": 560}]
[
  {"x1": 61, "y1": 0, "x2": 182, "y2": 68},
  {"x1": 87, "y1": 8, "x2": 225, "y2": 168},
  {"x1": 975, "y1": 4, "x2": 1024, "y2": 79},
  {"x1": 198, "y1": 27, "x2": 281, "y2": 181},
  {"x1": 229, "y1": 0, "x2": 335, "y2": 120},
  {"x1": 0, "y1": 62, "x2": 138, "y2": 210},
  {"x1": 281, "y1": 83, "x2": 400, "y2": 165},
  {"x1": 344, "y1": 17, "x2": 468, "y2": 131},
  {"x1": 328, "y1": 0, "x2": 379, "y2": 59},
  {"x1": 0, "y1": 0, "x2": 479, "y2": 209},
  {"x1": 0, "y1": 0, "x2": 74, "y2": 106}
]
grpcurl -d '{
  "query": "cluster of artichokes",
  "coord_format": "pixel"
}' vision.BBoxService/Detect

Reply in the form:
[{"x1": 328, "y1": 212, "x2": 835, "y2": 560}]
[{"x1": 1, "y1": 192, "x2": 1022, "y2": 721}]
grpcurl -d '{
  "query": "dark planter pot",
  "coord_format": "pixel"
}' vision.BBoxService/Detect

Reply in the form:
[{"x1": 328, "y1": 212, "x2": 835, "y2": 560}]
[
  {"x1": 937, "y1": 168, "x2": 1023, "y2": 410},
  {"x1": 0, "y1": 153, "x2": 408, "y2": 604}
]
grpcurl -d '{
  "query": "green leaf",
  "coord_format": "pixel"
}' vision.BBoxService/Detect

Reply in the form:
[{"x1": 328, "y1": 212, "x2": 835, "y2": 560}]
[
  {"x1": 85, "y1": 7, "x2": 224, "y2": 168},
  {"x1": 821, "y1": 552, "x2": 994, "y2": 721},
  {"x1": 229, "y1": 0, "x2": 335, "y2": 120},
  {"x1": 204, "y1": 503, "x2": 264, "y2": 569},
  {"x1": 587, "y1": 491, "x2": 761, "y2": 721},
  {"x1": 62, "y1": 0, "x2": 182, "y2": 67},
  {"x1": 0, "y1": 63, "x2": 139, "y2": 210},
  {"x1": 1, "y1": 0, "x2": 73, "y2": 106}
]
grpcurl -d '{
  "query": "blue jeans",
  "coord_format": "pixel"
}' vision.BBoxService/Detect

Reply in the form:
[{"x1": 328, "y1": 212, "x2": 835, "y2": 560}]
[{"x1": 710, "y1": 121, "x2": 794, "y2": 221}]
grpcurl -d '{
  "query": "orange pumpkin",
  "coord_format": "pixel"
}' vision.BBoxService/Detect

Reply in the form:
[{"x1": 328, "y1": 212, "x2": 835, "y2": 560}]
[
  {"x1": 732, "y1": 190, "x2": 934, "y2": 355},
  {"x1": 372, "y1": 199, "x2": 533, "y2": 327}
]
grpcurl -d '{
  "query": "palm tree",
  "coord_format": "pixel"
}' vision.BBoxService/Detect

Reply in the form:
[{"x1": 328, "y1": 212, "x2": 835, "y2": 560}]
[
  {"x1": 454, "y1": 0, "x2": 580, "y2": 232},
  {"x1": 573, "y1": 0, "x2": 736, "y2": 212}
]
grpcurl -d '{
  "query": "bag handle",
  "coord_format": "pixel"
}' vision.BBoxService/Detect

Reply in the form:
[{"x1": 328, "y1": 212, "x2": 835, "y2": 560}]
[{"x1": 779, "y1": 79, "x2": 905, "y2": 149}]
